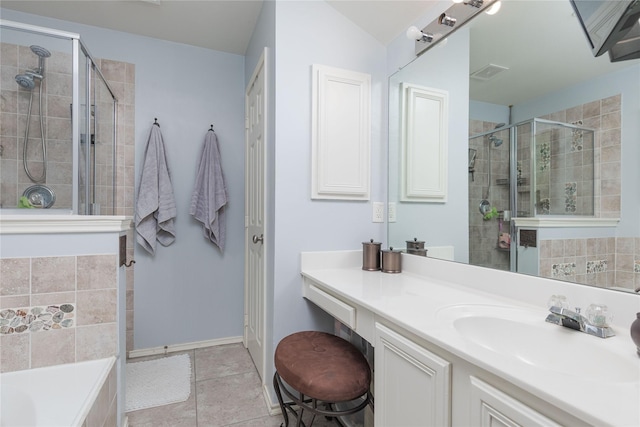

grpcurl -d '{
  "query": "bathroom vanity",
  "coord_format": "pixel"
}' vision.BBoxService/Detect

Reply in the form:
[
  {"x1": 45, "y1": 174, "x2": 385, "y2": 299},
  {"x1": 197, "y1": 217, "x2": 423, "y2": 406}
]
[{"x1": 301, "y1": 251, "x2": 640, "y2": 427}]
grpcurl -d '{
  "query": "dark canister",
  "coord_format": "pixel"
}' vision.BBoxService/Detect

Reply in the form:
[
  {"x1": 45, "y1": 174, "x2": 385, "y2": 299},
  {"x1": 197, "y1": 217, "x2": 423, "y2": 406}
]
[
  {"x1": 406, "y1": 238, "x2": 425, "y2": 250},
  {"x1": 406, "y1": 238, "x2": 427, "y2": 256},
  {"x1": 362, "y1": 239, "x2": 381, "y2": 271},
  {"x1": 381, "y1": 247, "x2": 402, "y2": 273},
  {"x1": 631, "y1": 312, "x2": 640, "y2": 357}
]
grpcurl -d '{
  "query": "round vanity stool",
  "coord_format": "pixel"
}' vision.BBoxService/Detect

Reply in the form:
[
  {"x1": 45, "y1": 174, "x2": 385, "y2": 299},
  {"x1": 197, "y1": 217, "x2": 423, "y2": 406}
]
[{"x1": 273, "y1": 331, "x2": 372, "y2": 427}]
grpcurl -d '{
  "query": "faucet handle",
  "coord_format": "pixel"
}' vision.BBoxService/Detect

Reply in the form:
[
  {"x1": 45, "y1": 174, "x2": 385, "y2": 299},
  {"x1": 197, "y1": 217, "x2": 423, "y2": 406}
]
[
  {"x1": 575, "y1": 307, "x2": 581, "y2": 314},
  {"x1": 585, "y1": 304, "x2": 612, "y2": 327}
]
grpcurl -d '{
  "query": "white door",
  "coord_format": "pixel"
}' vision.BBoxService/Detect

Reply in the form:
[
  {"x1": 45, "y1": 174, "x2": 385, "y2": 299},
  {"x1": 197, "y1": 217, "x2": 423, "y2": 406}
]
[{"x1": 244, "y1": 49, "x2": 267, "y2": 381}]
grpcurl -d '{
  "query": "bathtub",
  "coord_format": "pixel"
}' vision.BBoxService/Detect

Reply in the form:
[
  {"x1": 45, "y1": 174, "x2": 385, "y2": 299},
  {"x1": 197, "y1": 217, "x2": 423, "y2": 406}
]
[{"x1": 0, "y1": 357, "x2": 116, "y2": 427}]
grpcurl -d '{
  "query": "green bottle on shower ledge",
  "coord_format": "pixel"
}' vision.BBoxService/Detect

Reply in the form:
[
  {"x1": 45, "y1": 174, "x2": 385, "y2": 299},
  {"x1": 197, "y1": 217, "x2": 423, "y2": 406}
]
[
  {"x1": 483, "y1": 206, "x2": 499, "y2": 221},
  {"x1": 17, "y1": 196, "x2": 34, "y2": 209}
]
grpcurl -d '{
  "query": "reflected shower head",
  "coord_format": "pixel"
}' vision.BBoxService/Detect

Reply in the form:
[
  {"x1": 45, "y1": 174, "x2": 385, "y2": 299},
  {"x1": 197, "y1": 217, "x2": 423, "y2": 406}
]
[
  {"x1": 15, "y1": 74, "x2": 35, "y2": 90},
  {"x1": 489, "y1": 135, "x2": 503, "y2": 147},
  {"x1": 29, "y1": 45, "x2": 51, "y2": 76},
  {"x1": 30, "y1": 45, "x2": 51, "y2": 58}
]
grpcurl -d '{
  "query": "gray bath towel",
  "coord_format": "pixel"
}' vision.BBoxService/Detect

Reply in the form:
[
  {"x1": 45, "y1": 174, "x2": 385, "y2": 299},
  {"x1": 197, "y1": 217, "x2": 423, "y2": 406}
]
[
  {"x1": 190, "y1": 130, "x2": 227, "y2": 252},
  {"x1": 135, "y1": 125, "x2": 177, "y2": 255}
]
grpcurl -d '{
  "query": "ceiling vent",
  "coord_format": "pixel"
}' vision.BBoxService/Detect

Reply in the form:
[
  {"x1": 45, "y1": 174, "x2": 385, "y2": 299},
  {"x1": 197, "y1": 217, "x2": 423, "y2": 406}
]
[{"x1": 470, "y1": 63, "x2": 509, "y2": 81}]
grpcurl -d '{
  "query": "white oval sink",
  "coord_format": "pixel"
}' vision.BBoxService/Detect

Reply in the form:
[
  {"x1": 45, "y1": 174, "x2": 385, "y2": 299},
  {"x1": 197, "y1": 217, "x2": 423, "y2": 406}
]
[{"x1": 437, "y1": 304, "x2": 638, "y2": 383}]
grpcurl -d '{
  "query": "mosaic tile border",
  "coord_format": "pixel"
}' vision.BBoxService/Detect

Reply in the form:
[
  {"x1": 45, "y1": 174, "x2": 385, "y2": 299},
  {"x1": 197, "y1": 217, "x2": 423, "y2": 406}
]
[
  {"x1": 586, "y1": 260, "x2": 607, "y2": 274},
  {"x1": 539, "y1": 142, "x2": 551, "y2": 171},
  {"x1": 571, "y1": 120, "x2": 584, "y2": 152},
  {"x1": 565, "y1": 182, "x2": 577, "y2": 213},
  {"x1": 0, "y1": 304, "x2": 75, "y2": 335},
  {"x1": 552, "y1": 262, "x2": 576, "y2": 278}
]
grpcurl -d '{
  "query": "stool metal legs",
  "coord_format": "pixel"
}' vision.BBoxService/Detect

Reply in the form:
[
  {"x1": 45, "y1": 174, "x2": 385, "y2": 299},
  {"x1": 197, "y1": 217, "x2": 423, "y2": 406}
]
[{"x1": 273, "y1": 372, "x2": 371, "y2": 427}]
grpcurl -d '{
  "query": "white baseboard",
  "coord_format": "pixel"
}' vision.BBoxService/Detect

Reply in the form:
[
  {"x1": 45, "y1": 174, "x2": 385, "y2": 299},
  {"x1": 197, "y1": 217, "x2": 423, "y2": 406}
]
[
  {"x1": 127, "y1": 336, "x2": 243, "y2": 359},
  {"x1": 263, "y1": 382, "x2": 281, "y2": 416}
]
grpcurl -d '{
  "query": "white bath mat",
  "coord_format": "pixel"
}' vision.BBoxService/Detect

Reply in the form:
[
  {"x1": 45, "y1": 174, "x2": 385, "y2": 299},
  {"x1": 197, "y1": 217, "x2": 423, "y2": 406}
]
[{"x1": 126, "y1": 353, "x2": 191, "y2": 412}]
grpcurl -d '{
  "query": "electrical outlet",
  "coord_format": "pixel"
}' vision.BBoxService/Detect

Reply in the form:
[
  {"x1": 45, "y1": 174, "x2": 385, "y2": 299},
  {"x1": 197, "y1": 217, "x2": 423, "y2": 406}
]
[
  {"x1": 372, "y1": 202, "x2": 384, "y2": 223},
  {"x1": 388, "y1": 202, "x2": 396, "y2": 223}
]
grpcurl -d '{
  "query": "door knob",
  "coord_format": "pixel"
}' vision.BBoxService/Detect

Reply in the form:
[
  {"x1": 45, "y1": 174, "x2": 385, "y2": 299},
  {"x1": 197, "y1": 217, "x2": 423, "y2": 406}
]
[{"x1": 252, "y1": 234, "x2": 264, "y2": 244}]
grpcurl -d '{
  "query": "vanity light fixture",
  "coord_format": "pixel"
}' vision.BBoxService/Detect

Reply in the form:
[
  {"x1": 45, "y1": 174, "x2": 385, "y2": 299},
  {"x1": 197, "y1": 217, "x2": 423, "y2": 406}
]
[
  {"x1": 406, "y1": 26, "x2": 434, "y2": 43},
  {"x1": 438, "y1": 13, "x2": 457, "y2": 27},
  {"x1": 485, "y1": 1, "x2": 502, "y2": 15}
]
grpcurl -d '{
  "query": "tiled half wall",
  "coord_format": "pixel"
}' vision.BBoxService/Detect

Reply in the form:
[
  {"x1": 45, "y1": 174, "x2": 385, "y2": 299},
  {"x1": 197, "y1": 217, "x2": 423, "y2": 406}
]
[
  {"x1": 539, "y1": 237, "x2": 640, "y2": 290},
  {"x1": 0, "y1": 254, "x2": 117, "y2": 373}
]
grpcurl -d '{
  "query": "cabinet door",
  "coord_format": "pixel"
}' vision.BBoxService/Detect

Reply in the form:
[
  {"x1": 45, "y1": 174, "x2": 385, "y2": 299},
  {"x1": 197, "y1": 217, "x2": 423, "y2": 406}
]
[
  {"x1": 470, "y1": 377, "x2": 562, "y2": 427},
  {"x1": 375, "y1": 323, "x2": 451, "y2": 427}
]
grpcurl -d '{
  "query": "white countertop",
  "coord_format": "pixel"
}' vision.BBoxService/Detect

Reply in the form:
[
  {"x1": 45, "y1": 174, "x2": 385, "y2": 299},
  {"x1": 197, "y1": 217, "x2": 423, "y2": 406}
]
[{"x1": 301, "y1": 250, "x2": 640, "y2": 427}]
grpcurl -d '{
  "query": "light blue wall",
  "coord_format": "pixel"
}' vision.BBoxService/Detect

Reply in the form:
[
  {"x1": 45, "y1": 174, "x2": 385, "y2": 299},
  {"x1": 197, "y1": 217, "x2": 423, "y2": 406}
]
[
  {"x1": 387, "y1": 29, "x2": 471, "y2": 262},
  {"x1": 275, "y1": 0, "x2": 387, "y2": 365},
  {"x1": 243, "y1": 1, "x2": 389, "y2": 402},
  {"x1": 1, "y1": 8, "x2": 247, "y2": 348},
  {"x1": 469, "y1": 100, "x2": 511, "y2": 125}
]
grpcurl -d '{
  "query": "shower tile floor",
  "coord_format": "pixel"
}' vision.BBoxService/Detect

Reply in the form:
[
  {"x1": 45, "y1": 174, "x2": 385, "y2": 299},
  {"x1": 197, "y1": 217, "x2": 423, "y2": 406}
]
[{"x1": 126, "y1": 343, "x2": 337, "y2": 427}]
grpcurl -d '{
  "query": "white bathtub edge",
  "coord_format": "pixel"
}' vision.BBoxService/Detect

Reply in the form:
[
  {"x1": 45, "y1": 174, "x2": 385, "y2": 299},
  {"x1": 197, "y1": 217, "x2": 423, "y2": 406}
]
[{"x1": 72, "y1": 356, "x2": 116, "y2": 427}]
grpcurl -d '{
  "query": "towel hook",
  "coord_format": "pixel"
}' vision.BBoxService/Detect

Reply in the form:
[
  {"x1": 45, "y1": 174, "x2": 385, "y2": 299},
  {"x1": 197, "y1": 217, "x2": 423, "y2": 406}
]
[
  {"x1": 209, "y1": 124, "x2": 214, "y2": 132},
  {"x1": 154, "y1": 118, "x2": 160, "y2": 127}
]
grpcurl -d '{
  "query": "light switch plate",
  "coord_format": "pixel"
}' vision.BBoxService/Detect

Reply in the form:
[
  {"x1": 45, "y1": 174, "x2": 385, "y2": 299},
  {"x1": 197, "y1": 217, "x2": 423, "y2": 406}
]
[
  {"x1": 373, "y1": 202, "x2": 384, "y2": 223},
  {"x1": 388, "y1": 202, "x2": 396, "y2": 223}
]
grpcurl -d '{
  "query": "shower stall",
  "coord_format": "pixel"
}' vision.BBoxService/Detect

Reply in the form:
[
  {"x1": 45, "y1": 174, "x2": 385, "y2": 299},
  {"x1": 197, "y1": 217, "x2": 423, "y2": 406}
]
[
  {"x1": 468, "y1": 118, "x2": 595, "y2": 272},
  {"x1": 0, "y1": 20, "x2": 117, "y2": 214}
]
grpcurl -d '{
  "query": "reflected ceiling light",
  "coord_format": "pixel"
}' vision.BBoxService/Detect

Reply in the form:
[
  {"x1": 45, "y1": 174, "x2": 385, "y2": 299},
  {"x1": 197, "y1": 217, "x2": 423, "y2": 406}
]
[
  {"x1": 452, "y1": 0, "x2": 464, "y2": 3},
  {"x1": 466, "y1": 0, "x2": 484, "y2": 8},
  {"x1": 438, "y1": 13, "x2": 457, "y2": 27},
  {"x1": 485, "y1": 1, "x2": 502, "y2": 15},
  {"x1": 406, "y1": 26, "x2": 434, "y2": 43}
]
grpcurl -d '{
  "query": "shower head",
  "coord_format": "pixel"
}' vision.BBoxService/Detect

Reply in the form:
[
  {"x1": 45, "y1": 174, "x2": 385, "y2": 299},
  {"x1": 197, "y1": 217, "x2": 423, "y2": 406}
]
[
  {"x1": 489, "y1": 135, "x2": 503, "y2": 147},
  {"x1": 30, "y1": 45, "x2": 51, "y2": 58},
  {"x1": 15, "y1": 74, "x2": 35, "y2": 90}
]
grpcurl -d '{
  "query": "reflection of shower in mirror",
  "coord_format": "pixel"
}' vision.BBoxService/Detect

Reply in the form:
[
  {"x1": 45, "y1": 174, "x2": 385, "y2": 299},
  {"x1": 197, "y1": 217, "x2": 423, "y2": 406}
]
[{"x1": 468, "y1": 148, "x2": 477, "y2": 181}]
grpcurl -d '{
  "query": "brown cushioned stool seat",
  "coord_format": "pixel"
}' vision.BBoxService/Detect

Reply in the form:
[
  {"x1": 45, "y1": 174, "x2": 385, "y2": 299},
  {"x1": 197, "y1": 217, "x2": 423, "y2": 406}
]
[{"x1": 273, "y1": 331, "x2": 372, "y2": 427}]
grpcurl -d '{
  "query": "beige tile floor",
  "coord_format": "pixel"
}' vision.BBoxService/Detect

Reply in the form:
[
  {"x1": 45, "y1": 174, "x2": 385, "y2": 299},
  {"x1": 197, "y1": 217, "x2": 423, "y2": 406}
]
[{"x1": 126, "y1": 343, "x2": 337, "y2": 427}]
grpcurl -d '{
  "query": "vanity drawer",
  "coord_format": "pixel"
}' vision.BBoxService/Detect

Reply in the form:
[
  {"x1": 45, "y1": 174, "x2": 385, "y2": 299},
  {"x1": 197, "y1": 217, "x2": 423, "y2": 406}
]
[{"x1": 304, "y1": 281, "x2": 356, "y2": 329}]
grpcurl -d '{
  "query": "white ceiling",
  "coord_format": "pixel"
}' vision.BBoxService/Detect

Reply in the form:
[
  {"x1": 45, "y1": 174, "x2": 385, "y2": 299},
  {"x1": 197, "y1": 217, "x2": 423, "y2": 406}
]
[
  {"x1": 2, "y1": 0, "x2": 637, "y2": 106},
  {"x1": 0, "y1": 0, "x2": 439, "y2": 54}
]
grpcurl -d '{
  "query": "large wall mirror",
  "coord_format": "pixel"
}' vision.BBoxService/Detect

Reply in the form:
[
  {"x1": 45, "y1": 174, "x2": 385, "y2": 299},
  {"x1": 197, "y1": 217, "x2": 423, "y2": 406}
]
[{"x1": 389, "y1": 0, "x2": 640, "y2": 293}]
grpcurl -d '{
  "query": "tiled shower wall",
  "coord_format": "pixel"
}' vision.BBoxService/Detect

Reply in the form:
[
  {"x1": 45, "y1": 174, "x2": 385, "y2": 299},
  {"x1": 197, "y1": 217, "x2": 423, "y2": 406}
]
[
  {"x1": 539, "y1": 237, "x2": 640, "y2": 290},
  {"x1": 540, "y1": 94, "x2": 621, "y2": 219},
  {"x1": 468, "y1": 120, "x2": 510, "y2": 271},
  {"x1": 0, "y1": 255, "x2": 117, "y2": 373},
  {"x1": 469, "y1": 94, "x2": 623, "y2": 281},
  {"x1": 0, "y1": 44, "x2": 136, "y2": 354},
  {"x1": 96, "y1": 57, "x2": 136, "y2": 354}
]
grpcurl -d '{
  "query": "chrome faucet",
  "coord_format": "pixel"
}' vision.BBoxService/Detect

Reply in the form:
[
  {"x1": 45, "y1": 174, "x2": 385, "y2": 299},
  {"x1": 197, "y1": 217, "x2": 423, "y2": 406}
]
[{"x1": 545, "y1": 306, "x2": 615, "y2": 338}]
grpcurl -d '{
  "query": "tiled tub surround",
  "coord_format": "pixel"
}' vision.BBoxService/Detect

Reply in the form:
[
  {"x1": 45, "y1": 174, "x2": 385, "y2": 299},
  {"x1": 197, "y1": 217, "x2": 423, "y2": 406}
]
[
  {"x1": 0, "y1": 254, "x2": 118, "y2": 372},
  {"x1": 539, "y1": 237, "x2": 640, "y2": 290},
  {"x1": 1, "y1": 356, "x2": 117, "y2": 427},
  {"x1": 0, "y1": 303, "x2": 76, "y2": 334}
]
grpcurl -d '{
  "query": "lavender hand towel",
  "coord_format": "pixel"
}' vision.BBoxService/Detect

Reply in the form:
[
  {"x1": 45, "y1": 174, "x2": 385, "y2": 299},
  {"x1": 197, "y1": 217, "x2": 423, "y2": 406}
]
[
  {"x1": 190, "y1": 131, "x2": 227, "y2": 252},
  {"x1": 135, "y1": 125, "x2": 177, "y2": 255}
]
